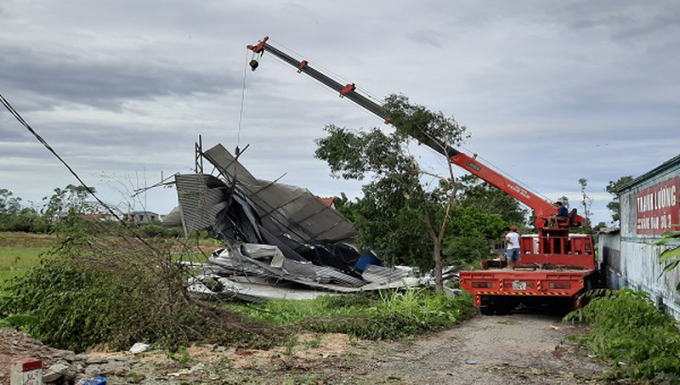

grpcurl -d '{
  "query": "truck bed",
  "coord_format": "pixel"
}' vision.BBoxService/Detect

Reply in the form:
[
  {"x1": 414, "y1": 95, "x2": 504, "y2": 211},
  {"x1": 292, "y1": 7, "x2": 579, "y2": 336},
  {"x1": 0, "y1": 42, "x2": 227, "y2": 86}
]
[{"x1": 459, "y1": 267, "x2": 596, "y2": 307}]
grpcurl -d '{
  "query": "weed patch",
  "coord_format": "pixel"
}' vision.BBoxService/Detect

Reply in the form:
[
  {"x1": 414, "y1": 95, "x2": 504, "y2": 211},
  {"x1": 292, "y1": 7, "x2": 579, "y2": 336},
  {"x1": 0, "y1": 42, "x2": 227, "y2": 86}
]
[
  {"x1": 229, "y1": 289, "x2": 476, "y2": 340},
  {"x1": 565, "y1": 288, "x2": 680, "y2": 381}
]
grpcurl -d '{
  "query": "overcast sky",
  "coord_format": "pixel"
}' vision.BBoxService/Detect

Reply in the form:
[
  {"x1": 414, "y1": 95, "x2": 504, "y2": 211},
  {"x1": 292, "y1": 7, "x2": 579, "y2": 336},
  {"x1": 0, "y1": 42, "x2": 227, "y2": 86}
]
[{"x1": 1, "y1": 0, "x2": 679, "y2": 226}]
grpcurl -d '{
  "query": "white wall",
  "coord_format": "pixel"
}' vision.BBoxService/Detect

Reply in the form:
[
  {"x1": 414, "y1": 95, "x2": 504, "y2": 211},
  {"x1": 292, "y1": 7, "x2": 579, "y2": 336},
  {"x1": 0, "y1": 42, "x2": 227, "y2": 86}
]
[{"x1": 617, "y1": 160, "x2": 680, "y2": 319}]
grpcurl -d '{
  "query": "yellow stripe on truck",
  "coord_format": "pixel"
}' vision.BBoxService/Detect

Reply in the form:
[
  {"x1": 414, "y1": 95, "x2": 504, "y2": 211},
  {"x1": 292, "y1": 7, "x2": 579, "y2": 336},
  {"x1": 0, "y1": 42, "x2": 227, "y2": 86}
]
[{"x1": 475, "y1": 291, "x2": 571, "y2": 296}]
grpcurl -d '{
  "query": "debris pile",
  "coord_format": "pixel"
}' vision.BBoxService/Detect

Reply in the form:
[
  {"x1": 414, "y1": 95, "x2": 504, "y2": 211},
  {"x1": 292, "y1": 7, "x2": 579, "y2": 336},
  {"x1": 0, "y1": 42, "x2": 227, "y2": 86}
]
[
  {"x1": 172, "y1": 144, "x2": 459, "y2": 301},
  {"x1": 0, "y1": 329, "x2": 139, "y2": 383}
]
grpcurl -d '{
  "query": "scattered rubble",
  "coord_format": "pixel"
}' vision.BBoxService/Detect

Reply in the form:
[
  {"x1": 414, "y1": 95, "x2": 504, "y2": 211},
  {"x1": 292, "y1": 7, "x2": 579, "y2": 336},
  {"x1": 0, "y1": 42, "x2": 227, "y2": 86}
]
[
  {"x1": 0, "y1": 329, "x2": 140, "y2": 384},
  {"x1": 188, "y1": 245, "x2": 462, "y2": 301},
  {"x1": 173, "y1": 144, "x2": 461, "y2": 302}
]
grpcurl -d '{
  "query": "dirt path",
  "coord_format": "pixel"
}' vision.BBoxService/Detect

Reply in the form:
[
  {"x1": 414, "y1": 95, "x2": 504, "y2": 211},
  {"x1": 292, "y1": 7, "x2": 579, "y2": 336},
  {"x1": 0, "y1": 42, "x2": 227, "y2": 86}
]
[
  {"x1": 0, "y1": 310, "x2": 607, "y2": 384},
  {"x1": 366, "y1": 310, "x2": 605, "y2": 384}
]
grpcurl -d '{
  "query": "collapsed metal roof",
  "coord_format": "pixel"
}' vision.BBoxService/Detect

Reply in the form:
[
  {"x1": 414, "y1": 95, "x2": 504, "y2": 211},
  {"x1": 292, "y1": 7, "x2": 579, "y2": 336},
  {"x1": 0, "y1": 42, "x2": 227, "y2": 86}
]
[
  {"x1": 174, "y1": 143, "x2": 458, "y2": 301},
  {"x1": 175, "y1": 144, "x2": 362, "y2": 272}
]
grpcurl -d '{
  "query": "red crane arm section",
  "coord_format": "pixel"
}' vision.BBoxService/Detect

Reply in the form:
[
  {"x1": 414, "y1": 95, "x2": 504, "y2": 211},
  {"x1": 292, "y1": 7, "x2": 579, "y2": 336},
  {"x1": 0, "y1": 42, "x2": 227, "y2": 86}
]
[{"x1": 449, "y1": 153, "x2": 557, "y2": 221}]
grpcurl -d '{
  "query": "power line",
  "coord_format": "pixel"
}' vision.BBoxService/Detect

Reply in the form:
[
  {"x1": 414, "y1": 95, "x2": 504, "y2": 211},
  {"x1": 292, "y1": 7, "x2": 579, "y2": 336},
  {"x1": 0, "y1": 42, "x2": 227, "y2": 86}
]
[{"x1": 0, "y1": 92, "x2": 158, "y2": 252}]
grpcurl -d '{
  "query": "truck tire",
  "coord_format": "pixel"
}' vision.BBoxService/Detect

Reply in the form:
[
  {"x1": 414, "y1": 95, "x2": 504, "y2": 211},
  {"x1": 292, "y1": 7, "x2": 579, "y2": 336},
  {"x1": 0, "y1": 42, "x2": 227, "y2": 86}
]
[
  {"x1": 480, "y1": 305, "x2": 495, "y2": 316},
  {"x1": 494, "y1": 297, "x2": 519, "y2": 315}
]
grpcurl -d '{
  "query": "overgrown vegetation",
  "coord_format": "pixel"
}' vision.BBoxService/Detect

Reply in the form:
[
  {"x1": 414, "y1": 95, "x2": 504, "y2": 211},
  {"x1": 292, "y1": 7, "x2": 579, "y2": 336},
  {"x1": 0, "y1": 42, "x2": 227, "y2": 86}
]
[
  {"x1": 315, "y1": 95, "x2": 519, "y2": 292},
  {"x1": 653, "y1": 224, "x2": 680, "y2": 289},
  {"x1": 230, "y1": 289, "x2": 477, "y2": 340},
  {"x1": 0, "y1": 215, "x2": 282, "y2": 352},
  {"x1": 0, "y1": 216, "x2": 477, "y2": 354},
  {"x1": 565, "y1": 288, "x2": 680, "y2": 381},
  {"x1": 605, "y1": 175, "x2": 634, "y2": 225}
]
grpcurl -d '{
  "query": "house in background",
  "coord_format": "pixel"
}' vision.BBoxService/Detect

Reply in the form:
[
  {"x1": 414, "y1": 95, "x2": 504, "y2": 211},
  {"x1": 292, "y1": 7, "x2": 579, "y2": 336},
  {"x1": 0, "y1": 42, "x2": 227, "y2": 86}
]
[
  {"x1": 318, "y1": 197, "x2": 337, "y2": 210},
  {"x1": 122, "y1": 211, "x2": 161, "y2": 224}
]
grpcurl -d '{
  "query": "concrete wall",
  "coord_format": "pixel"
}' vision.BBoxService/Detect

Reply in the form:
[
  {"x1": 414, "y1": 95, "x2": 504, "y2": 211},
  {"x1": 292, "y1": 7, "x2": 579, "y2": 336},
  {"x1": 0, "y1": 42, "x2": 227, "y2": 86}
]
[
  {"x1": 598, "y1": 230, "x2": 626, "y2": 289},
  {"x1": 614, "y1": 157, "x2": 680, "y2": 319},
  {"x1": 618, "y1": 239, "x2": 680, "y2": 317}
]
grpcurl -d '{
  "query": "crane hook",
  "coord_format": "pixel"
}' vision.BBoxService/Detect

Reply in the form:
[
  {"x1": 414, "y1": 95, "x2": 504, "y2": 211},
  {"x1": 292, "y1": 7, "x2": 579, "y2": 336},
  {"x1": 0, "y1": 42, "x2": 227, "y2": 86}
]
[{"x1": 249, "y1": 59, "x2": 259, "y2": 71}]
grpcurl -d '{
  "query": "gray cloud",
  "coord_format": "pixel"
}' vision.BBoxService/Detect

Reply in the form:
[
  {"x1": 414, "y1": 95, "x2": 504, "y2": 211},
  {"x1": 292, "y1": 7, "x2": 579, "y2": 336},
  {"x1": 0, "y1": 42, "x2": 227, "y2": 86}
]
[
  {"x1": 1, "y1": 0, "x2": 679, "y2": 224},
  {"x1": 0, "y1": 44, "x2": 242, "y2": 111},
  {"x1": 406, "y1": 29, "x2": 445, "y2": 48},
  {"x1": 566, "y1": 5, "x2": 680, "y2": 40}
]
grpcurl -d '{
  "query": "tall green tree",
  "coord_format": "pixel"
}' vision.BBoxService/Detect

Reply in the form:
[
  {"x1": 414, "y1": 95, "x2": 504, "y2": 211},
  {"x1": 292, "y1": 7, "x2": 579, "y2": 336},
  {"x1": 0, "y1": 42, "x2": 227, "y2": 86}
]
[
  {"x1": 315, "y1": 94, "x2": 467, "y2": 292},
  {"x1": 605, "y1": 176, "x2": 633, "y2": 224},
  {"x1": 0, "y1": 189, "x2": 22, "y2": 215},
  {"x1": 43, "y1": 184, "x2": 99, "y2": 216},
  {"x1": 579, "y1": 178, "x2": 593, "y2": 232},
  {"x1": 456, "y1": 175, "x2": 528, "y2": 226},
  {"x1": 444, "y1": 205, "x2": 507, "y2": 265}
]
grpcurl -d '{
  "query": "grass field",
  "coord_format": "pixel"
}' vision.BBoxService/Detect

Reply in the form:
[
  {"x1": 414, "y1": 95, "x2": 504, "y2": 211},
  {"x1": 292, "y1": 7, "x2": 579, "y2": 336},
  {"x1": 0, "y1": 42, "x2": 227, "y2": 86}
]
[
  {"x1": 0, "y1": 231, "x2": 225, "y2": 288},
  {"x1": 0, "y1": 232, "x2": 57, "y2": 288}
]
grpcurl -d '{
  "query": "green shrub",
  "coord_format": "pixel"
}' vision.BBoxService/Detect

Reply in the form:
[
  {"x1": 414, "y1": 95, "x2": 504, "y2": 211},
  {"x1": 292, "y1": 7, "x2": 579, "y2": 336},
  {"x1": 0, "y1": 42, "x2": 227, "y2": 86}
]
[
  {"x1": 565, "y1": 288, "x2": 680, "y2": 381},
  {"x1": 0, "y1": 314, "x2": 39, "y2": 330},
  {"x1": 0, "y1": 212, "x2": 53, "y2": 233},
  {"x1": 230, "y1": 288, "x2": 476, "y2": 340},
  {"x1": 132, "y1": 223, "x2": 183, "y2": 238},
  {"x1": 309, "y1": 289, "x2": 475, "y2": 339},
  {"x1": 0, "y1": 217, "x2": 282, "y2": 352}
]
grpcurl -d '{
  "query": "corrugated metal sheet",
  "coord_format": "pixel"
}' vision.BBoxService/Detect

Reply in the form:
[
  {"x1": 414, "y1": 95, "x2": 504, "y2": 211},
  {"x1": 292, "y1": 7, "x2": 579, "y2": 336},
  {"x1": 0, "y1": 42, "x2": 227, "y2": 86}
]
[
  {"x1": 186, "y1": 243, "x2": 433, "y2": 300},
  {"x1": 175, "y1": 174, "x2": 229, "y2": 232},
  {"x1": 313, "y1": 265, "x2": 366, "y2": 287},
  {"x1": 175, "y1": 143, "x2": 432, "y2": 301},
  {"x1": 203, "y1": 144, "x2": 357, "y2": 251},
  {"x1": 362, "y1": 265, "x2": 413, "y2": 284}
]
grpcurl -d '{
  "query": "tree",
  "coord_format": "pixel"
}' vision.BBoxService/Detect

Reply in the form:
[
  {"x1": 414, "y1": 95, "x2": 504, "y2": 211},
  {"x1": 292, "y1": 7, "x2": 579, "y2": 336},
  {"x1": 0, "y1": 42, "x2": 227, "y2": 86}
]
[
  {"x1": 605, "y1": 176, "x2": 633, "y2": 225},
  {"x1": 342, "y1": 175, "x2": 437, "y2": 270},
  {"x1": 558, "y1": 195, "x2": 570, "y2": 208},
  {"x1": 579, "y1": 178, "x2": 593, "y2": 232},
  {"x1": 0, "y1": 189, "x2": 22, "y2": 216},
  {"x1": 43, "y1": 184, "x2": 99, "y2": 216},
  {"x1": 315, "y1": 94, "x2": 467, "y2": 292},
  {"x1": 443, "y1": 205, "x2": 507, "y2": 265},
  {"x1": 0, "y1": 190, "x2": 52, "y2": 233},
  {"x1": 592, "y1": 221, "x2": 607, "y2": 233},
  {"x1": 456, "y1": 175, "x2": 528, "y2": 226}
]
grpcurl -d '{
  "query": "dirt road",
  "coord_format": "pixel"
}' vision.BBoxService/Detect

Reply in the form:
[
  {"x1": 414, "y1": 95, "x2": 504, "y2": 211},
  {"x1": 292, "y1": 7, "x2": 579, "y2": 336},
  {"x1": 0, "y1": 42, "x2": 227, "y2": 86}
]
[
  {"x1": 0, "y1": 310, "x2": 607, "y2": 384},
  {"x1": 367, "y1": 309, "x2": 605, "y2": 384}
]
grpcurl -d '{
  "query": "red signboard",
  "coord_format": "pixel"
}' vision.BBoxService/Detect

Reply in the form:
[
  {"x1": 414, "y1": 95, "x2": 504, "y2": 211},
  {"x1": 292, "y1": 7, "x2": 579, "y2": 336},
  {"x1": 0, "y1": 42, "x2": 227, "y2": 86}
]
[{"x1": 636, "y1": 177, "x2": 679, "y2": 235}]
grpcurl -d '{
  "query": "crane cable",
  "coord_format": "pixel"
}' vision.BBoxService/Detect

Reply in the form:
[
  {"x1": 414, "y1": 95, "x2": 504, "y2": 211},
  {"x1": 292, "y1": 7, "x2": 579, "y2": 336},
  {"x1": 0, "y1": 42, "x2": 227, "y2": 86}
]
[{"x1": 235, "y1": 49, "x2": 251, "y2": 156}]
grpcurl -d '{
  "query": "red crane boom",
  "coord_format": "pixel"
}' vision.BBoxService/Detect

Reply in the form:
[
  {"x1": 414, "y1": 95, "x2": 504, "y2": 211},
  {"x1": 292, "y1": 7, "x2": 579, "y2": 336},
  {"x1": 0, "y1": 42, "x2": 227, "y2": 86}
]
[
  {"x1": 248, "y1": 36, "x2": 581, "y2": 229},
  {"x1": 247, "y1": 36, "x2": 597, "y2": 314}
]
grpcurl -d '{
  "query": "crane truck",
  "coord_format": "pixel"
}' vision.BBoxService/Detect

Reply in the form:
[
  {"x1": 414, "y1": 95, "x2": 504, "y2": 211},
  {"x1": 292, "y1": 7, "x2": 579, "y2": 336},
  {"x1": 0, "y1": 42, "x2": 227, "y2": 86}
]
[{"x1": 247, "y1": 36, "x2": 597, "y2": 315}]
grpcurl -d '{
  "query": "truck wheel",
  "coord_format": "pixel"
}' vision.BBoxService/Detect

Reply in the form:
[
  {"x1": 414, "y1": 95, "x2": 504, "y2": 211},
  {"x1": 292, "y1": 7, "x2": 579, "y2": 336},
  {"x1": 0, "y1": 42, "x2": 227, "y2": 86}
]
[
  {"x1": 480, "y1": 305, "x2": 495, "y2": 316},
  {"x1": 494, "y1": 298, "x2": 519, "y2": 315}
]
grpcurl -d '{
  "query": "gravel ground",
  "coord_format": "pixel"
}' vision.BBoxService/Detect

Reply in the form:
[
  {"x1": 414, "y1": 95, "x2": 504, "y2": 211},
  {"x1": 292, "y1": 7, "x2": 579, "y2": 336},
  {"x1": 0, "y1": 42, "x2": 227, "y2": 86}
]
[
  {"x1": 0, "y1": 309, "x2": 608, "y2": 384},
  {"x1": 366, "y1": 309, "x2": 607, "y2": 384}
]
